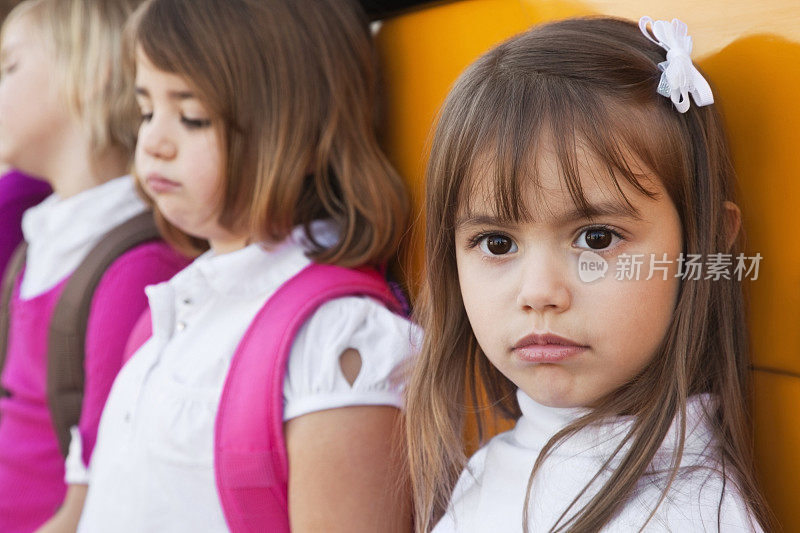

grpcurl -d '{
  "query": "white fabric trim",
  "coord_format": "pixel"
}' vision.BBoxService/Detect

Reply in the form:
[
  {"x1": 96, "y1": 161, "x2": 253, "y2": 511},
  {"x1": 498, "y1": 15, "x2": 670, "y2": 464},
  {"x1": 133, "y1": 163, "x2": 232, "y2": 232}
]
[{"x1": 20, "y1": 175, "x2": 147, "y2": 298}]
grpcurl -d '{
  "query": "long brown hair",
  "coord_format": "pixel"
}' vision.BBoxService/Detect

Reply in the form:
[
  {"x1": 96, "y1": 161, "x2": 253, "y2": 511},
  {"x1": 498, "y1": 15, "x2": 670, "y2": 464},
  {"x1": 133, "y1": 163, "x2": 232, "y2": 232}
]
[
  {"x1": 407, "y1": 16, "x2": 775, "y2": 532},
  {"x1": 126, "y1": 0, "x2": 409, "y2": 263}
]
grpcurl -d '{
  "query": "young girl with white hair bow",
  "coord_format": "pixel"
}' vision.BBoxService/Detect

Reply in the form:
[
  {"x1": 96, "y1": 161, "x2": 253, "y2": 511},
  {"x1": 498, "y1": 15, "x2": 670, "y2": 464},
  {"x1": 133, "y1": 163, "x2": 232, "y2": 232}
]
[{"x1": 406, "y1": 16, "x2": 773, "y2": 532}]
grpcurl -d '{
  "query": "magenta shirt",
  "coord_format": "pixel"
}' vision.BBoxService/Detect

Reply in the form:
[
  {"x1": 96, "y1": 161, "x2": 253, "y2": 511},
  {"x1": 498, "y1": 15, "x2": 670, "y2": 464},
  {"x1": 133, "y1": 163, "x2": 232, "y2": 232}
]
[
  {"x1": 0, "y1": 241, "x2": 189, "y2": 533},
  {"x1": 0, "y1": 171, "x2": 51, "y2": 281}
]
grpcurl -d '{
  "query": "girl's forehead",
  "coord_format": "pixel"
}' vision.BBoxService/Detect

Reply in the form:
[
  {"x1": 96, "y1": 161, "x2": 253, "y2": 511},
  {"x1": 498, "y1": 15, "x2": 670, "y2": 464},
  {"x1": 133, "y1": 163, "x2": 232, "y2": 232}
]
[
  {"x1": 1, "y1": 16, "x2": 39, "y2": 54},
  {"x1": 135, "y1": 48, "x2": 193, "y2": 93},
  {"x1": 457, "y1": 143, "x2": 660, "y2": 225}
]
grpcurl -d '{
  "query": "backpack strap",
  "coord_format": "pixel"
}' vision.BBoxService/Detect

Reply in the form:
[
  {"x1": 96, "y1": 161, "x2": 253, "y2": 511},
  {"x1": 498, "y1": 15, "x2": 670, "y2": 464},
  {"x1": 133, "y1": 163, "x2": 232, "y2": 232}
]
[
  {"x1": 47, "y1": 210, "x2": 160, "y2": 457},
  {"x1": 215, "y1": 263, "x2": 403, "y2": 533},
  {"x1": 122, "y1": 308, "x2": 153, "y2": 365},
  {"x1": 0, "y1": 243, "x2": 28, "y2": 398}
]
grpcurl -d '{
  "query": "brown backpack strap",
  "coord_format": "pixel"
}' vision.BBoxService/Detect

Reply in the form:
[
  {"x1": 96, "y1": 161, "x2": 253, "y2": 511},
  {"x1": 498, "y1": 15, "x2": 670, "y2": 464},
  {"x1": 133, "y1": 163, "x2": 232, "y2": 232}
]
[
  {"x1": 48, "y1": 210, "x2": 160, "y2": 457},
  {"x1": 0, "y1": 243, "x2": 28, "y2": 398}
]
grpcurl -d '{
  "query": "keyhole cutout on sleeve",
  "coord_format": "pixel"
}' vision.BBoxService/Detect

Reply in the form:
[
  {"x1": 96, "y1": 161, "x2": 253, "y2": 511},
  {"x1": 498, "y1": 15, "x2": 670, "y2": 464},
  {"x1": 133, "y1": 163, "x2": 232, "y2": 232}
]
[{"x1": 338, "y1": 348, "x2": 362, "y2": 387}]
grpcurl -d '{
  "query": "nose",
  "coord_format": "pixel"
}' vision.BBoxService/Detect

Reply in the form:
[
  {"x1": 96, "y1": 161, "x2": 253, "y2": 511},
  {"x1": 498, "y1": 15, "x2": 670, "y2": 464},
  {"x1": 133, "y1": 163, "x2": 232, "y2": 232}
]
[
  {"x1": 139, "y1": 118, "x2": 176, "y2": 160},
  {"x1": 515, "y1": 251, "x2": 571, "y2": 313}
]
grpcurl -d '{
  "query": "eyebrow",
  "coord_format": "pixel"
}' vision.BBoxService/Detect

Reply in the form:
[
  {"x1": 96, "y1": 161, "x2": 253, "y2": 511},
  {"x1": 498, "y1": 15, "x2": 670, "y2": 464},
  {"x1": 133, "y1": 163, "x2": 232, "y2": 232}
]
[
  {"x1": 456, "y1": 200, "x2": 642, "y2": 228},
  {"x1": 134, "y1": 87, "x2": 197, "y2": 101}
]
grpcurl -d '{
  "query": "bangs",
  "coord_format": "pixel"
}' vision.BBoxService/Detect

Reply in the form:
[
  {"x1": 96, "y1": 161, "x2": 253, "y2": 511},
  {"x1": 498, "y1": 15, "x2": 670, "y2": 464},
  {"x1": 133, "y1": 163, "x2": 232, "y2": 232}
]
[
  {"x1": 131, "y1": 1, "x2": 194, "y2": 77},
  {"x1": 127, "y1": 0, "x2": 232, "y2": 122},
  {"x1": 444, "y1": 65, "x2": 675, "y2": 227}
]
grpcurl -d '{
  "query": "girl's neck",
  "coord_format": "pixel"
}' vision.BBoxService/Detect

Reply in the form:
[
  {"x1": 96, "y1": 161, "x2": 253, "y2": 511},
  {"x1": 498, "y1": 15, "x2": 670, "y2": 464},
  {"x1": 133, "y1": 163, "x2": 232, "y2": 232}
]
[
  {"x1": 208, "y1": 234, "x2": 250, "y2": 256},
  {"x1": 45, "y1": 135, "x2": 129, "y2": 199}
]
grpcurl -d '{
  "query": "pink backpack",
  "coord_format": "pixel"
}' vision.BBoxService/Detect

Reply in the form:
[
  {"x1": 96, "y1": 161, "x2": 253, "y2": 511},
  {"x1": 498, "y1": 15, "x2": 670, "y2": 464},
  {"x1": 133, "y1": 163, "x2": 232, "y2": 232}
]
[{"x1": 124, "y1": 263, "x2": 405, "y2": 532}]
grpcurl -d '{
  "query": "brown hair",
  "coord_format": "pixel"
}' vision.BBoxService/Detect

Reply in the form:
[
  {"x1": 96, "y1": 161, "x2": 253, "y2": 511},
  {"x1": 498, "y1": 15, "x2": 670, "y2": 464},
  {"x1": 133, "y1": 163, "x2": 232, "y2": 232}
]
[
  {"x1": 126, "y1": 0, "x2": 409, "y2": 263},
  {"x1": 406, "y1": 16, "x2": 775, "y2": 532},
  {"x1": 4, "y1": 0, "x2": 141, "y2": 164}
]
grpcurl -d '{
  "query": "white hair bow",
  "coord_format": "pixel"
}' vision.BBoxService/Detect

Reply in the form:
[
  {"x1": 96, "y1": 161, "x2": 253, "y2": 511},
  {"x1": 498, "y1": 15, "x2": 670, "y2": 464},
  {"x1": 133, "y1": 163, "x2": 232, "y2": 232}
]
[{"x1": 638, "y1": 16, "x2": 714, "y2": 113}]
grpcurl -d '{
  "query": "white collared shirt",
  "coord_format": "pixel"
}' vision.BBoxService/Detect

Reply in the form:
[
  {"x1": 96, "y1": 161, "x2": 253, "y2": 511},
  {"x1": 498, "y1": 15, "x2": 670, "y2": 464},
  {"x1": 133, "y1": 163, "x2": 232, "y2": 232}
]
[
  {"x1": 20, "y1": 175, "x2": 147, "y2": 299},
  {"x1": 433, "y1": 389, "x2": 763, "y2": 532},
  {"x1": 78, "y1": 224, "x2": 419, "y2": 532}
]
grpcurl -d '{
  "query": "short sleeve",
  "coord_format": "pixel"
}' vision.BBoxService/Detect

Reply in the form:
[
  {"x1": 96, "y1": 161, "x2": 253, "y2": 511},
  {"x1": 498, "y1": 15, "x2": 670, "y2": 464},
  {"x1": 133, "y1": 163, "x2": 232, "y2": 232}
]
[{"x1": 282, "y1": 296, "x2": 421, "y2": 421}]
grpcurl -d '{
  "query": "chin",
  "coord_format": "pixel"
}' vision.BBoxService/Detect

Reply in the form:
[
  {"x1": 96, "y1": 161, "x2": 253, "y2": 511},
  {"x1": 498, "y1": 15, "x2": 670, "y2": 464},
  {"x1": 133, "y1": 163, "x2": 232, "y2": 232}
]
[{"x1": 521, "y1": 374, "x2": 588, "y2": 409}]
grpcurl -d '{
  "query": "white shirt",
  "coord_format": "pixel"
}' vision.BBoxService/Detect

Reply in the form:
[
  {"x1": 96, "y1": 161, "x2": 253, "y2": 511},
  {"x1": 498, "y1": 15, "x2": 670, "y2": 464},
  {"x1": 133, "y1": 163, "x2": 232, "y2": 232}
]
[
  {"x1": 20, "y1": 175, "x2": 147, "y2": 299},
  {"x1": 433, "y1": 389, "x2": 763, "y2": 532},
  {"x1": 16, "y1": 175, "x2": 146, "y2": 485},
  {"x1": 78, "y1": 225, "x2": 420, "y2": 532}
]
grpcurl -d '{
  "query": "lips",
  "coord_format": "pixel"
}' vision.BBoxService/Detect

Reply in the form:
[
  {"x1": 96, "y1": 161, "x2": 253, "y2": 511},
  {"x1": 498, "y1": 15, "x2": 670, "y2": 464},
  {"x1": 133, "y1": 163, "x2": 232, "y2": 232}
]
[
  {"x1": 512, "y1": 332, "x2": 588, "y2": 363},
  {"x1": 144, "y1": 172, "x2": 181, "y2": 193}
]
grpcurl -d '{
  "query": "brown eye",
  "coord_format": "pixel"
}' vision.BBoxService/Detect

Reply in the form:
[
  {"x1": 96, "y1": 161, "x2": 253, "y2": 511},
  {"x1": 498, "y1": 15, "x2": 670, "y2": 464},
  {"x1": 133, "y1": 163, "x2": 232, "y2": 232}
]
[
  {"x1": 480, "y1": 234, "x2": 517, "y2": 255},
  {"x1": 584, "y1": 229, "x2": 613, "y2": 249}
]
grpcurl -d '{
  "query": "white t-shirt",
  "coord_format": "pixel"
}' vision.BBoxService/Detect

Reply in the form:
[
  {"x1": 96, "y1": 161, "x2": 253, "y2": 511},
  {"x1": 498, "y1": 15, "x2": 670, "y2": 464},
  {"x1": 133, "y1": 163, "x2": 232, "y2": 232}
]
[
  {"x1": 78, "y1": 224, "x2": 420, "y2": 532},
  {"x1": 433, "y1": 389, "x2": 763, "y2": 532}
]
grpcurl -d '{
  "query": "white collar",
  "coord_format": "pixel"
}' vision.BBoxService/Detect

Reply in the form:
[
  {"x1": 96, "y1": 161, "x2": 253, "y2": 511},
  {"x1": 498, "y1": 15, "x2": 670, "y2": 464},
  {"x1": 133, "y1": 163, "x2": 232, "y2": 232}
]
[
  {"x1": 144, "y1": 220, "x2": 340, "y2": 337},
  {"x1": 193, "y1": 220, "x2": 338, "y2": 297},
  {"x1": 143, "y1": 221, "x2": 339, "y2": 344},
  {"x1": 19, "y1": 175, "x2": 147, "y2": 298},
  {"x1": 191, "y1": 240, "x2": 301, "y2": 298},
  {"x1": 513, "y1": 389, "x2": 716, "y2": 465}
]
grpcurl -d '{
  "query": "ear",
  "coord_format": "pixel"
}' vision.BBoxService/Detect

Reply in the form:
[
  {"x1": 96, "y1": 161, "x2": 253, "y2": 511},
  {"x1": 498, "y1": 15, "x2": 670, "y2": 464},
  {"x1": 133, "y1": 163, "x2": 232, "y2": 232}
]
[{"x1": 723, "y1": 201, "x2": 742, "y2": 251}]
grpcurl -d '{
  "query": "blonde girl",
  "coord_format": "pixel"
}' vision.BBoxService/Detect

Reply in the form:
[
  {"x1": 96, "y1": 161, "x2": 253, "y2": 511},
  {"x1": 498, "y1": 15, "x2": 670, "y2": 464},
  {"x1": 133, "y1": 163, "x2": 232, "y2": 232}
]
[{"x1": 0, "y1": 1, "x2": 187, "y2": 531}]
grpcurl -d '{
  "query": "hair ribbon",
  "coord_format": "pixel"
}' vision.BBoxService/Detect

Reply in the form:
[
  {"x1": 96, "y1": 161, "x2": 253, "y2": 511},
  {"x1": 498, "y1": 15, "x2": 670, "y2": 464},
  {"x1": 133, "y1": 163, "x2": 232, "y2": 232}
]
[{"x1": 639, "y1": 16, "x2": 714, "y2": 113}]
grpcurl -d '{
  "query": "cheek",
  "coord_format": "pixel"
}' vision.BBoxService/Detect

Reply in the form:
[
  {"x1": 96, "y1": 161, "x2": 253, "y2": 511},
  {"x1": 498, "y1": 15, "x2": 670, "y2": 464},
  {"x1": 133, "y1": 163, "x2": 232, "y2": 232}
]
[
  {"x1": 185, "y1": 135, "x2": 224, "y2": 202},
  {"x1": 590, "y1": 272, "x2": 679, "y2": 371},
  {"x1": 456, "y1": 252, "x2": 487, "y2": 335},
  {"x1": 0, "y1": 77, "x2": 32, "y2": 136},
  {"x1": 0, "y1": 80, "x2": 14, "y2": 117},
  {"x1": 0, "y1": 84, "x2": 19, "y2": 159},
  {"x1": 133, "y1": 143, "x2": 147, "y2": 179},
  {"x1": 456, "y1": 251, "x2": 513, "y2": 353},
  {"x1": 0, "y1": 79, "x2": 59, "y2": 165},
  {"x1": 21, "y1": 64, "x2": 60, "y2": 116}
]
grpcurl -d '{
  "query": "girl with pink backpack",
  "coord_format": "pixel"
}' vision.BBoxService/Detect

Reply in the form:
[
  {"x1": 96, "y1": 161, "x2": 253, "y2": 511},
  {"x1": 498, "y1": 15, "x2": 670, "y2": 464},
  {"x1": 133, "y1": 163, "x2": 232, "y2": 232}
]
[{"x1": 78, "y1": 0, "x2": 417, "y2": 532}]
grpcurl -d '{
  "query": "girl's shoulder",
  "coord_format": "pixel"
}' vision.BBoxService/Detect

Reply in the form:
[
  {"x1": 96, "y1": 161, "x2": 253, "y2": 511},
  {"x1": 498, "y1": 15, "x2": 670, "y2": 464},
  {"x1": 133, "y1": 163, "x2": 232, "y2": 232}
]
[
  {"x1": 432, "y1": 431, "x2": 521, "y2": 532},
  {"x1": 626, "y1": 467, "x2": 764, "y2": 532},
  {"x1": 622, "y1": 396, "x2": 763, "y2": 531},
  {"x1": 436, "y1": 426, "x2": 521, "y2": 514}
]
